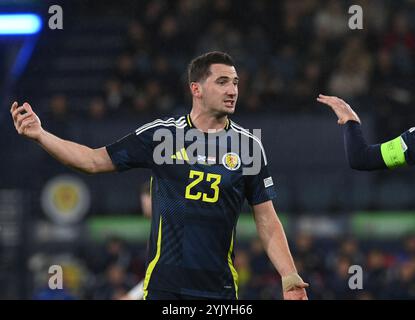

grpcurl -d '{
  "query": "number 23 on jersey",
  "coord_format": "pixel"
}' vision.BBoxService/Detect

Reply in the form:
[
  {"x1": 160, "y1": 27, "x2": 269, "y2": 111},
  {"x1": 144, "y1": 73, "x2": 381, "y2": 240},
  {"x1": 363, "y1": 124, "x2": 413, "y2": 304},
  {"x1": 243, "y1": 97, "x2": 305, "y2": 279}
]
[{"x1": 185, "y1": 170, "x2": 221, "y2": 203}]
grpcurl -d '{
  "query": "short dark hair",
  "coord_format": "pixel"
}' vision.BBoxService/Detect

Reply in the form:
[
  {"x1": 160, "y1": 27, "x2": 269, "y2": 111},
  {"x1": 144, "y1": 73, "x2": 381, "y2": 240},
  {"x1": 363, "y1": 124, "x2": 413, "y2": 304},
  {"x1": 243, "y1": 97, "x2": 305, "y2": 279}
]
[{"x1": 188, "y1": 51, "x2": 235, "y2": 84}]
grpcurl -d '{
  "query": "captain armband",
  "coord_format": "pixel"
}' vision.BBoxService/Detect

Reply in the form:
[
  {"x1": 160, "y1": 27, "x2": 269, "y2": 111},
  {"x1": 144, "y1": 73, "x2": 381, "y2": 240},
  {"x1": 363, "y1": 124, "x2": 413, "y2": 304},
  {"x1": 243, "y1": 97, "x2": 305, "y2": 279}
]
[{"x1": 380, "y1": 136, "x2": 407, "y2": 169}]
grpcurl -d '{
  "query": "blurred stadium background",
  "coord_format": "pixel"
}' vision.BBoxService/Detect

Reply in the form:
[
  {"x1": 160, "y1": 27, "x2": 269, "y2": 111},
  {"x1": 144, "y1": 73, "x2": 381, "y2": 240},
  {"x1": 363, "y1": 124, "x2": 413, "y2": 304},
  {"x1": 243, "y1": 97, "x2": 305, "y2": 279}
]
[{"x1": 1, "y1": 0, "x2": 415, "y2": 299}]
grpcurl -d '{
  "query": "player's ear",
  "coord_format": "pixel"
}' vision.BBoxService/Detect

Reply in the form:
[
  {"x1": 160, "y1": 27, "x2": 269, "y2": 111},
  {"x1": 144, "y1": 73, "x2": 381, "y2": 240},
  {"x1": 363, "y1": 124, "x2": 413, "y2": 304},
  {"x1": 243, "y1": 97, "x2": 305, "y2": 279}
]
[{"x1": 190, "y1": 82, "x2": 202, "y2": 98}]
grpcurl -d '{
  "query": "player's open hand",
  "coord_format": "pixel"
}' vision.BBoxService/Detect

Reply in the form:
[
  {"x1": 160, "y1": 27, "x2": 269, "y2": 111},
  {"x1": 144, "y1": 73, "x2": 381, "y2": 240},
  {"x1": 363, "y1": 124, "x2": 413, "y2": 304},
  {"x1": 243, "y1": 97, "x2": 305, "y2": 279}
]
[
  {"x1": 283, "y1": 286, "x2": 308, "y2": 300},
  {"x1": 317, "y1": 94, "x2": 361, "y2": 125},
  {"x1": 281, "y1": 273, "x2": 309, "y2": 300},
  {"x1": 10, "y1": 101, "x2": 43, "y2": 140}
]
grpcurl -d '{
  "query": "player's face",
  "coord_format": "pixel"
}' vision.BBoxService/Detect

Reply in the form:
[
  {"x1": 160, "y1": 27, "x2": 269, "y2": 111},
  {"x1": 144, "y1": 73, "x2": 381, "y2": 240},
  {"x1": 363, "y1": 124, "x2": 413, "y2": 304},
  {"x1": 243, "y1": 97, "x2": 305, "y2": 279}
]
[{"x1": 200, "y1": 64, "x2": 239, "y2": 115}]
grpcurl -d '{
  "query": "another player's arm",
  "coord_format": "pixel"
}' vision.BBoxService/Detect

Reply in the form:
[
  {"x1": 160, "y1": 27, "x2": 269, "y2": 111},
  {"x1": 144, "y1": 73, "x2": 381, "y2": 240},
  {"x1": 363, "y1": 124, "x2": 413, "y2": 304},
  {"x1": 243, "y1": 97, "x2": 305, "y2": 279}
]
[
  {"x1": 11, "y1": 101, "x2": 115, "y2": 174},
  {"x1": 317, "y1": 94, "x2": 412, "y2": 171},
  {"x1": 252, "y1": 200, "x2": 309, "y2": 300}
]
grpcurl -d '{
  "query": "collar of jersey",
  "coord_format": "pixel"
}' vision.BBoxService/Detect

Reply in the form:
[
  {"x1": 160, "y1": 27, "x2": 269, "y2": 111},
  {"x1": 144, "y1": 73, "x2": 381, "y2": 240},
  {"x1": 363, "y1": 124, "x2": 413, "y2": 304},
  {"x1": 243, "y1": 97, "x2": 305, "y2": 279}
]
[{"x1": 186, "y1": 114, "x2": 231, "y2": 132}]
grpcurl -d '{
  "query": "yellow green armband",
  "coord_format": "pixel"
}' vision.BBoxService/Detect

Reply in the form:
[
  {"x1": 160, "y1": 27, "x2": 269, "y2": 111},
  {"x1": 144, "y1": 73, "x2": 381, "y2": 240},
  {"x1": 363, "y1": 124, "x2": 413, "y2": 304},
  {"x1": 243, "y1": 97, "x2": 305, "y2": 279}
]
[{"x1": 380, "y1": 136, "x2": 407, "y2": 169}]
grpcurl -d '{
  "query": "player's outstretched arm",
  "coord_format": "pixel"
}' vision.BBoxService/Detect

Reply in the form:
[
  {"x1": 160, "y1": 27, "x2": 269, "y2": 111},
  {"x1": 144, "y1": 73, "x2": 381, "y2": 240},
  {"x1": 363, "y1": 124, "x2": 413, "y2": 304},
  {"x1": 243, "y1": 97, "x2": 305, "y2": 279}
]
[
  {"x1": 253, "y1": 201, "x2": 309, "y2": 300},
  {"x1": 317, "y1": 95, "x2": 391, "y2": 171},
  {"x1": 316, "y1": 94, "x2": 361, "y2": 124},
  {"x1": 11, "y1": 101, "x2": 116, "y2": 174}
]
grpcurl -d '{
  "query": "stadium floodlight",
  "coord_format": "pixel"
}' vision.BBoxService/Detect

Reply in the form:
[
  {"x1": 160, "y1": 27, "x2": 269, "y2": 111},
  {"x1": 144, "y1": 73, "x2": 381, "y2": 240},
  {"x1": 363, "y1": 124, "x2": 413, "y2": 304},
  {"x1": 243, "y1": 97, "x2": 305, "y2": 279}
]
[{"x1": 0, "y1": 14, "x2": 42, "y2": 35}]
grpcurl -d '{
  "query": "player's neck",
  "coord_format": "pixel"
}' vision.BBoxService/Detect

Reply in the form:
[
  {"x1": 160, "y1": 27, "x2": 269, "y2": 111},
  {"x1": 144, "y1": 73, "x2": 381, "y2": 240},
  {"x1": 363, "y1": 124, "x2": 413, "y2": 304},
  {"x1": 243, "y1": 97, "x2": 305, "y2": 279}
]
[{"x1": 189, "y1": 109, "x2": 228, "y2": 133}]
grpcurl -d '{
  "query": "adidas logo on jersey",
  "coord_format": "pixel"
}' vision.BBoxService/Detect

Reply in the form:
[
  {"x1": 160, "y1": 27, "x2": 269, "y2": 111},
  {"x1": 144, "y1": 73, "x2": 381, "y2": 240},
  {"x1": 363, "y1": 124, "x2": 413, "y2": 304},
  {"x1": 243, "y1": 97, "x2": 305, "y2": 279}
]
[
  {"x1": 171, "y1": 148, "x2": 189, "y2": 161},
  {"x1": 171, "y1": 148, "x2": 216, "y2": 165}
]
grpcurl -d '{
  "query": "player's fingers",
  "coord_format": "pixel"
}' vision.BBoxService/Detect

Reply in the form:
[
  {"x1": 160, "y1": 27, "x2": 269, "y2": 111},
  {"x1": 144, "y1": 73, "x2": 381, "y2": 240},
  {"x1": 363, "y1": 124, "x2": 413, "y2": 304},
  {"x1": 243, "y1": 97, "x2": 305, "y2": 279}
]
[
  {"x1": 327, "y1": 97, "x2": 342, "y2": 106},
  {"x1": 17, "y1": 119, "x2": 27, "y2": 134},
  {"x1": 34, "y1": 113, "x2": 41, "y2": 126},
  {"x1": 16, "y1": 112, "x2": 33, "y2": 128},
  {"x1": 12, "y1": 106, "x2": 26, "y2": 121},
  {"x1": 294, "y1": 290, "x2": 308, "y2": 300},
  {"x1": 319, "y1": 94, "x2": 339, "y2": 100},
  {"x1": 316, "y1": 96, "x2": 329, "y2": 103},
  {"x1": 23, "y1": 102, "x2": 33, "y2": 113},
  {"x1": 322, "y1": 95, "x2": 341, "y2": 102},
  {"x1": 317, "y1": 98, "x2": 335, "y2": 108},
  {"x1": 317, "y1": 95, "x2": 336, "y2": 104},
  {"x1": 23, "y1": 103, "x2": 40, "y2": 125},
  {"x1": 284, "y1": 289, "x2": 308, "y2": 300},
  {"x1": 318, "y1": 94, "x2": 331, "y2": 98},
  {"x1": 23, "y1": 118, "x2": 36, "y2": 127},
  {"x1": 317, "y1": 94, "x2": 329, "y2": 100},
  {"x1": 18, "y1": 118, "x2": 35, "y2": 134},
  {"x1": 17, "y1": 117, "x2": 31, "y2": 133},
  {"x1": 10, "y1": 101, "x2": 18, "y2": 113}
]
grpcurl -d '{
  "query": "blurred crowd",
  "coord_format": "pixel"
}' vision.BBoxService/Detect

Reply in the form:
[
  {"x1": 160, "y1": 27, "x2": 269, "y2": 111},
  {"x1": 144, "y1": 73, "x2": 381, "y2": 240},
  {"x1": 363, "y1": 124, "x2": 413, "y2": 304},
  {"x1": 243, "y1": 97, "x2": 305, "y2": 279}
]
[
  {"x1": 42, "y1": 0, "x2": 415, "y2": 138},
  {"x1": 29, "y1": 233, "x2": 415, "y2": 300}
]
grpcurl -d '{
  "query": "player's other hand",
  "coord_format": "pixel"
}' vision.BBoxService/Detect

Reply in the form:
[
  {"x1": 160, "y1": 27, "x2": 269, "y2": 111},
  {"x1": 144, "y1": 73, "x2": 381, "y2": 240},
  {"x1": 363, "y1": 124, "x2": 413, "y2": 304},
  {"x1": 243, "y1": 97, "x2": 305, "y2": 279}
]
[
  {"x1": 316, "y1": 94, "x2": 361, "y2": 125},
  {"x1": 10, "y1": 101, "x2": 43, "y2": 140},
  {"x1": 282, "y1": 273, "x2": 309, "y2": 300},
  {"x1": 283, "y1": 287, "x2": 308, "y2": 300},
  {"x1": 283, "y1": 281, "x2": 309, "y2": 300}
]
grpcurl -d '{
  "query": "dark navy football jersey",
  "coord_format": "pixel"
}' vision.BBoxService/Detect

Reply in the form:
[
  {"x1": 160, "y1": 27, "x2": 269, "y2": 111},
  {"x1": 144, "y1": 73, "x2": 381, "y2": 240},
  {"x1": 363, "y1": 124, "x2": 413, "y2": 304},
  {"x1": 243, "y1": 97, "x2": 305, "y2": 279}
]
[
  {"x1": 106, "y1": 114, "x2": 277, "y2": 299},
  {"x1": 401, "y1": 127, "x2": 415, "y2": 166}
]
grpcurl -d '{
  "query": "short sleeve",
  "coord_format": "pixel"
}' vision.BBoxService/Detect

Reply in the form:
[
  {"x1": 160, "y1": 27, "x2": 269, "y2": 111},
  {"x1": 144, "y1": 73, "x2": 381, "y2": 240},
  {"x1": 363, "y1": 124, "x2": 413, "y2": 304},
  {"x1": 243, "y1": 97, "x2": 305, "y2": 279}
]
[
  {"x1": 244, "y1": 145, "x2": 277, "y2": 206},
  {"x1": 106, "y1": 128, "x2": 154, "y2": 171}
]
